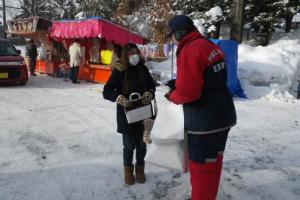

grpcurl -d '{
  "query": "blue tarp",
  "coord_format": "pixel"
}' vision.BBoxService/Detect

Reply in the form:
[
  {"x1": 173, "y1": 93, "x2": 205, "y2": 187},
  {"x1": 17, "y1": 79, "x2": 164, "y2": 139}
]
[{"x1": 211, "y1": 39, "x2": 246, "y2": 98}]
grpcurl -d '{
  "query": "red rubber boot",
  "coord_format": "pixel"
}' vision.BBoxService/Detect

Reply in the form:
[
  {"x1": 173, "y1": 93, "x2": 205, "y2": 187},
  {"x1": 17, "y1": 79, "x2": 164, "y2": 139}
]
[
  {"x1": 189, "y1": 160, "x2": 218, "y2": 200},
  {"x1": 216, "y1": 155, "x2": 224, "y2": 187},
  {"x1": 215, "y1": 154, "x2": 224, "y2": 199}
]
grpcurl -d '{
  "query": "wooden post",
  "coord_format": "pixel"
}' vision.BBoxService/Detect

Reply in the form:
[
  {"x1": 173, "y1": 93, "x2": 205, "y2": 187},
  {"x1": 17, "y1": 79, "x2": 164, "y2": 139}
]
[{"x1": 230, "y1": 0, "x2": 245, "y2": 43}]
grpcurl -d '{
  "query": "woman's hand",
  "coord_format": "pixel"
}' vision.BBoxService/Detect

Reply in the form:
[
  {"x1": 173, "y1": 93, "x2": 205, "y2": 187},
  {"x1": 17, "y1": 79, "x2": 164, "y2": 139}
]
[
  {"x1": 116, "y1": 95, "x2": 132, "y2": 108},
  {"x1": 142, "y1": 92, "x2": 153, "y2": 105}
]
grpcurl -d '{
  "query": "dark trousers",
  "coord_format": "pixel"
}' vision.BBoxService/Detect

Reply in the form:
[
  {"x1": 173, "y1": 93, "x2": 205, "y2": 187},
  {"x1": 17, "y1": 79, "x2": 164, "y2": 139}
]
[
  {"x1": 122, "y1": 128, "x2": 146, "y2": 167},
  {"x1": 70, "y1": 66, "x2": 79, "y2": 83},
  {"x1": 29, "y1": 58, "x2": 36, "y2": 75},
  {"x1": 188, "y1": 129, "x2": 229, "y2": 163}
]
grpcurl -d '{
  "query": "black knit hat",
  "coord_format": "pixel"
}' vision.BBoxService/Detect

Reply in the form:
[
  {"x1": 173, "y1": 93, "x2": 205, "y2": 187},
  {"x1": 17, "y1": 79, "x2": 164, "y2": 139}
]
[{"x1": 166, "y1": 15, "x2": 196, "y2": 38}]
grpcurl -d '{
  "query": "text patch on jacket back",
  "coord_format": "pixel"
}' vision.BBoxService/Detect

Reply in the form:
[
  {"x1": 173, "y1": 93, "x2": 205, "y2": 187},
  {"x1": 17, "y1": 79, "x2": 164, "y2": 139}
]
[{"x1": 203, "y1": 61, "x2": 227, "y2": 91}]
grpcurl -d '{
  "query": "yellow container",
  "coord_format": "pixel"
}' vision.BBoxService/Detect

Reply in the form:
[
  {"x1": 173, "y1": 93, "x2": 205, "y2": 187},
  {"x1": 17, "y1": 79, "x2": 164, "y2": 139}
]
[{"x1": 100, "y1": 50, "x2": 113, "y2": 65}]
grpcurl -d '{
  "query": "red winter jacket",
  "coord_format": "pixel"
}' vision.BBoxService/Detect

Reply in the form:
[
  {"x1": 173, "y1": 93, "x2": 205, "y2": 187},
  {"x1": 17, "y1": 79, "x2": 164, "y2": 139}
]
[{"x1": 170, "y1": 31, "x2": 225, "y2": 104}]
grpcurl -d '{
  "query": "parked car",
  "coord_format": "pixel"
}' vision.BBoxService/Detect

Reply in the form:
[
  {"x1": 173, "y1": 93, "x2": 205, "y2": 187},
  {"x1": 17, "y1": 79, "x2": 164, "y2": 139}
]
[{"x1": 0, "y1": 39, "x2": 28, "y2": 85}]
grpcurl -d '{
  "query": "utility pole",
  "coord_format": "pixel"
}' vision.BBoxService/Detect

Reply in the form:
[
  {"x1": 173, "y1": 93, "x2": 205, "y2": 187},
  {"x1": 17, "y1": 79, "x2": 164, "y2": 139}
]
[
  {"x1": 2, "y1": 0, "x2": 7, "y2": 38},
  {"x1": 230, "y1": 0, "x2": 245, "y2": 43}
]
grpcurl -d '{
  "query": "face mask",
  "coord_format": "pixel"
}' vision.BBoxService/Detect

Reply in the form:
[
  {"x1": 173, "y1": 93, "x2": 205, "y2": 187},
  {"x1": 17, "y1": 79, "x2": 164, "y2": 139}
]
[{"x1": 129, "y1": 54, "x2": 140, "y2": 66}]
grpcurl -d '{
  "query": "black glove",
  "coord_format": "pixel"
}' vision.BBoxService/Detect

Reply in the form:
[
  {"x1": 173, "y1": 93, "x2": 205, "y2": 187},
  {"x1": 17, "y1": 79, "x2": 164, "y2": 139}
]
[{"x1": 165, "y1": 79, "x2": 176, "y2": 91}]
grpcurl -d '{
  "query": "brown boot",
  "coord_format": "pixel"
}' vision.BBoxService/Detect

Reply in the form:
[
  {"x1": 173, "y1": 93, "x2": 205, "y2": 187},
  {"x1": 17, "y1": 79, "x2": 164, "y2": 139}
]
[
  {"x1": 135, "y1": 165, "x2": 146, "y2": 183},
  {"x1": 124, "y1": 166, "x2": 135, "y2": 185}
]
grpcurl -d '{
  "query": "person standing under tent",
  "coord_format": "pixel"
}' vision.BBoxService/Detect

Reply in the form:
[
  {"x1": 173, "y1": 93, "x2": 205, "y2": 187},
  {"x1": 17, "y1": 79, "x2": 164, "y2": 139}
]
[
  {"x1": 69, "y1": 39, "x2": 83, "y2": 84},
  {"x1": 28, "y1": 39, "x2": 38, "y2": 76},
  {"x1": 103, "y1": 43, "x2": 156, "y2": 186},
  {"x1": 165, "y1": 15, "x2": 237, "y2": 200}
]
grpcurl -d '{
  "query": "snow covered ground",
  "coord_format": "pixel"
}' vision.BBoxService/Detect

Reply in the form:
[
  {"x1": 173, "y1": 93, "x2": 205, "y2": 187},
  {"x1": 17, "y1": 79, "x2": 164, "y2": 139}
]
[
  {"x1": 1, "y1": 30, "x2": 300, "y2": 200},
  {"x1": 0, "y1": 75, "x2": 299, "y2": 200}
]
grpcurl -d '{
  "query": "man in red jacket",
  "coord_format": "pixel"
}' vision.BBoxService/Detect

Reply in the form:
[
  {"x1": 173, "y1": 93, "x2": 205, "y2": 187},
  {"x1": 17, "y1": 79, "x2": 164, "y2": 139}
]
[{"x1": 165, "y1": 15, "x2": 236, "y2": 200}]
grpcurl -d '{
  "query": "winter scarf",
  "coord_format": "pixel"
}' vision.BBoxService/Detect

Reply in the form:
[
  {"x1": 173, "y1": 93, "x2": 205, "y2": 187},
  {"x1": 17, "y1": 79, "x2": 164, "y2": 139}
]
[{"x1": 122, "y1": 64, "x2": 146, "y2": 97}]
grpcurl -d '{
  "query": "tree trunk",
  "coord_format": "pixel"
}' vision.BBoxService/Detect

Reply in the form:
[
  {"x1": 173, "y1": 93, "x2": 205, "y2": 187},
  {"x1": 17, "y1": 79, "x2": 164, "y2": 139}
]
[
  {"x1": 208, "y1": 0, "x2": 214, "y2": 8},
  {"x1": 230, "y1": 0, "x2": 246, "y2": 43},
  {"x1": 285, "y1": 12, "x2": 293, "y2": 33},
  {"x1": 32, "y1": 0, "x2": 36, "y2": 16}
]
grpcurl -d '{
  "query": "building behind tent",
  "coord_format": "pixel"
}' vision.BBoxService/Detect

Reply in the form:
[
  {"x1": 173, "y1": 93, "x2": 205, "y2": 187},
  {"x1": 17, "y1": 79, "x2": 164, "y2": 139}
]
[{"x1": 292, "y1": 13, "x2": 300, "y2": 29}]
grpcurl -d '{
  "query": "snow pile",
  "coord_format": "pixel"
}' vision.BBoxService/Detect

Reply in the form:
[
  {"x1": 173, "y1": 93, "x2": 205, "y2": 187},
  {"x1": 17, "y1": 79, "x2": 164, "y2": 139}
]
[
  {"x1": 238, "y1": 30, "x2": 300, "y2": 101},
  {"x1": 263, "y1": 87, "x2": 295, "y2": 102},
  {"x1": 147, "y1": 29, "x2": 300, "y2": 101}
]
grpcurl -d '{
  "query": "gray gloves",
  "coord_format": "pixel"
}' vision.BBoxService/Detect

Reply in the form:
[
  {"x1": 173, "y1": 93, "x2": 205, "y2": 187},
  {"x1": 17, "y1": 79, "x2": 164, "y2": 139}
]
[
  {"x1": 116, "y1": 95, "x2": 131, "y2": 108},
  {"x1": 142, "y1": 92, "x2": 153, "y2": 105},
  {"x1": 117, "y1": 92, "x2": 153, "y2": 107}
]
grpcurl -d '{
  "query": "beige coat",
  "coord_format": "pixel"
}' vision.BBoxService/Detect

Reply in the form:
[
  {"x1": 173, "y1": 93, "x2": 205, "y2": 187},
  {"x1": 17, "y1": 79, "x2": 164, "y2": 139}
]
[{"x1": 69, "y1": 42, "x2": 82, "y2": 67}]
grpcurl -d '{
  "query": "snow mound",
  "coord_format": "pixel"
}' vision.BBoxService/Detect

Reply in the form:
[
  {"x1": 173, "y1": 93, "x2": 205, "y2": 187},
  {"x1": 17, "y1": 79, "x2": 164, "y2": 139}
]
[
  {"x1": 238, "y1": 30, "x2": 300, "y2": 100},
  {"x1": 262, "y1": 87, "x2": 296, "y2": 102}
]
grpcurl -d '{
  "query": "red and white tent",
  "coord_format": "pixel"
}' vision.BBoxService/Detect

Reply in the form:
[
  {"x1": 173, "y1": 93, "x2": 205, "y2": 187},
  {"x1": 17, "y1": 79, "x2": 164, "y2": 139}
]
[{"x1": 50, "y1": 17, "x2": 147, "y2": 46}]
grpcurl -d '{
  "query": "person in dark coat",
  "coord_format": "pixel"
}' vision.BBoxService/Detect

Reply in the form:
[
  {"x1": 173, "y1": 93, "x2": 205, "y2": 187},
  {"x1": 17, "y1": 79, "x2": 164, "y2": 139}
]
[
  {"x1": 165, "y1": 15, "x2": 237, "y2": 200},
  {"x1": 103, "y1": 43, "x2": 156, "y2": 185},
  {"x1": 28, "y1": 39, "x2": 38, "y2": 76}
]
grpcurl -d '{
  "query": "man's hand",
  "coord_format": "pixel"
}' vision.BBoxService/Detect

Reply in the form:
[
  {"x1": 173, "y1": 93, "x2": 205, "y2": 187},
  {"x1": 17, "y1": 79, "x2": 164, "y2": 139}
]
[
  {"x1": 116, "y1": 95, "x2": 131, "y2": 108},
  {"x1": 165, "y1": 79, "x2": 176, "y2": 91},
  {"x1": 142, "y1": 91, "x2": 153, "y2": 105},
  {"x1": 164, "y1": 91, "x2": 172, "y2": 101}
]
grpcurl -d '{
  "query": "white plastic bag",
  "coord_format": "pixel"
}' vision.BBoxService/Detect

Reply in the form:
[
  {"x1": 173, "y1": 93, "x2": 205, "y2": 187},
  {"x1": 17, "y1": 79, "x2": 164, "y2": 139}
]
[
  {"x1": 151, "y1": 99, "x2": 184, "y2": 144},
  {"x1": 145, "y1": 140, "x2": 188, "y2": 172}
]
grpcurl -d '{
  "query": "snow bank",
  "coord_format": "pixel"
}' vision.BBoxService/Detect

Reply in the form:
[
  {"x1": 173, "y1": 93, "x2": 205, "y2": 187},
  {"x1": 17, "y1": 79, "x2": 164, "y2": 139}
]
[
  {"x1": 238, "y1": 30, "x2": 300, "y2": 101},
  {"x1": 147, "y1": 30, "x2": 300, "y2": 101}
]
